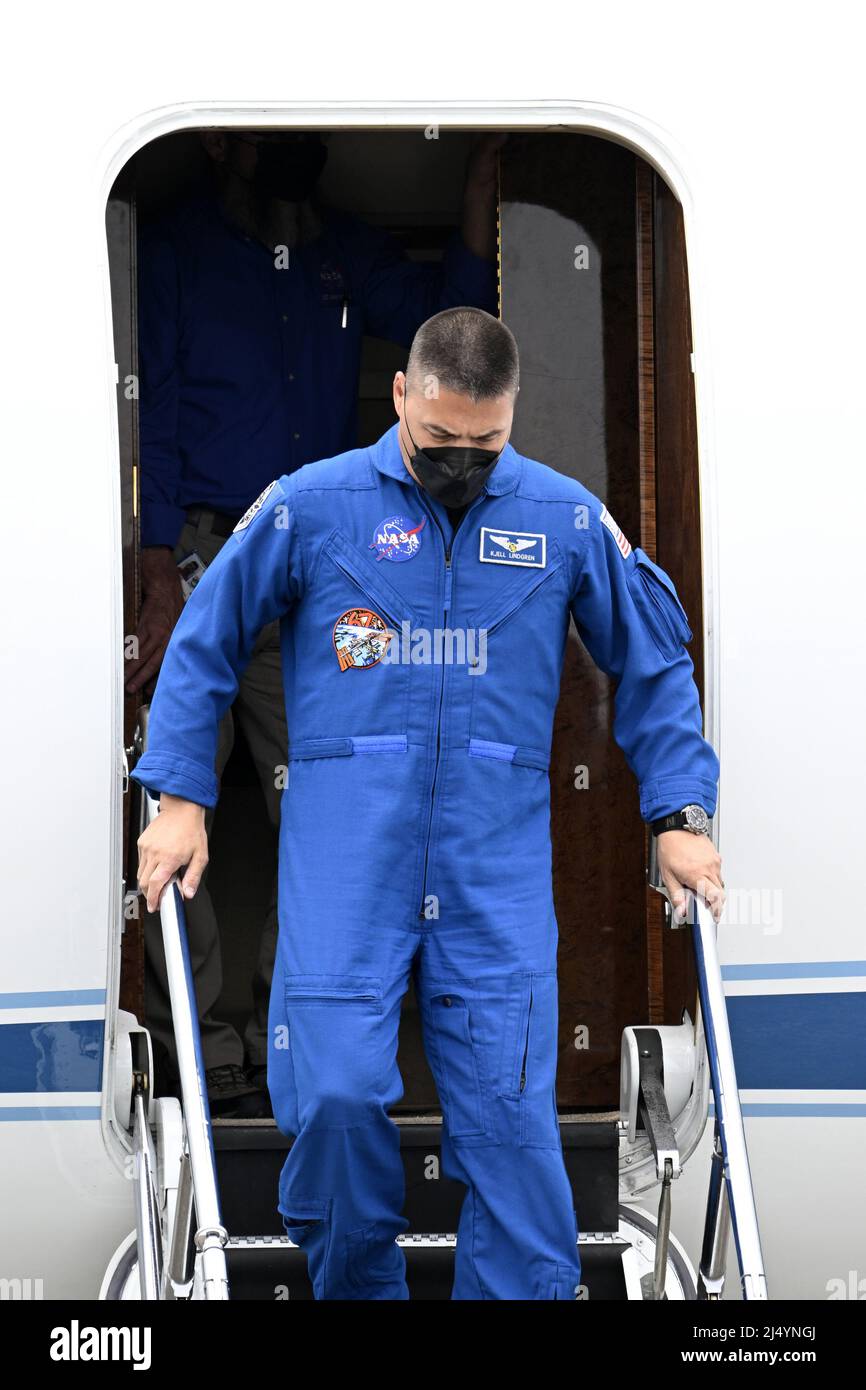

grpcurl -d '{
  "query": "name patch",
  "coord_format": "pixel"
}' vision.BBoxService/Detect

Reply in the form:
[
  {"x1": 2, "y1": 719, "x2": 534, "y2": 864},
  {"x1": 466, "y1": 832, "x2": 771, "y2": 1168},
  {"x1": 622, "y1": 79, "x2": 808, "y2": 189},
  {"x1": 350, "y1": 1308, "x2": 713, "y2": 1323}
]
[{"x1": 479, "y1": 527, "x2": 547, "y2": 568}]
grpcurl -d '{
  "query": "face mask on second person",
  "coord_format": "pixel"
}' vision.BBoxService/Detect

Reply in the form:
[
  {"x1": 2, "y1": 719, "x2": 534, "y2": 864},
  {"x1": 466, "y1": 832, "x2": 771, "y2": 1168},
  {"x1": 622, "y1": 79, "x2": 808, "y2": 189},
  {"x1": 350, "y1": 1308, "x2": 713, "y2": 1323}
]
[{"x1": 233, "y1": 134, "x2": 328, "y2": 202}]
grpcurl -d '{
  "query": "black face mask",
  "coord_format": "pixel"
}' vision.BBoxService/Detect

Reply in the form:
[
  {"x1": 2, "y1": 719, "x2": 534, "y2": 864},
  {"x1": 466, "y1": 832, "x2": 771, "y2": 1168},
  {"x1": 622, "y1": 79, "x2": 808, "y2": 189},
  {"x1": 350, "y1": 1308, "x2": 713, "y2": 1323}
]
[
  {"x1": 235, "y1": 136, "x2": 328, "y2": 202},
  {"x1": 402, "y1": 403, "x2": 504, "y2": 508}
]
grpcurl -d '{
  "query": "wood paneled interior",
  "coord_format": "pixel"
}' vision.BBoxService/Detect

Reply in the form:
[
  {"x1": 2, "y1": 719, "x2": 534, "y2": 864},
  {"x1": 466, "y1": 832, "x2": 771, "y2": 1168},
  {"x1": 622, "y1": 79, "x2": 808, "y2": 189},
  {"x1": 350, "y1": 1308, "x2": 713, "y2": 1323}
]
[
  {"x1": 499, "y1": 135, "x2": 704, "y2": 1109},
  {"x1": 636, "y1": 160, "x2": 665, "y2": 1028},
  {"x1": 500, "y1": 133, "x2": 644, "y2": 1110},
  {"x1": 652, "y1": 173, "x2": 703, "y2": 1030}
]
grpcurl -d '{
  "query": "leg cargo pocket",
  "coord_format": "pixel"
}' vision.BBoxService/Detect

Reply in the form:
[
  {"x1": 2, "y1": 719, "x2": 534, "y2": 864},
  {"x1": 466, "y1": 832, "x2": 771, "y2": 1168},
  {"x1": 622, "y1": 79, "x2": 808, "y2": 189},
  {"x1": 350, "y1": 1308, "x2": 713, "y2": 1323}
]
[
  {"x1": 428, "y1": 992, "x2": 490, "y2": 1140},
  {"x1": 545, "y1": 1260, "x2": 582, "y2": 1300},
  {"x1": 277, "y1": 1186, "x2": 330, "y2": 1247},
  {"x1": 345, "y1": 1222, "x2": 407, "y2": 1296},
  {"x1": 517, "y1": 972, "x2": 562, "y2": 1150}
]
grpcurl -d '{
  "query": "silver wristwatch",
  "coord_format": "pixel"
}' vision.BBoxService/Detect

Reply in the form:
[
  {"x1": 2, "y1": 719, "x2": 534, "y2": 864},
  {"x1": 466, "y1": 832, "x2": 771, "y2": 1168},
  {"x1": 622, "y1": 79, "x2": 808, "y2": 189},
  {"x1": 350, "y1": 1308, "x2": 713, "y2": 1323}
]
[{"x1": 651, "y1": 804, "x2": 710, "y2": 836}]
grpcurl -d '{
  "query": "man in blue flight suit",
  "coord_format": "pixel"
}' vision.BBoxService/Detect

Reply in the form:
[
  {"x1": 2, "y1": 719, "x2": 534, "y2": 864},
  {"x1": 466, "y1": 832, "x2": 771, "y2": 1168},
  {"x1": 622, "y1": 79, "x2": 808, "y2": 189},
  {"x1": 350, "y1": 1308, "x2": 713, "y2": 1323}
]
[
  {"x1": 132, "y1": 307, "x2": 724, "y2": 1300},
  {"x1": 125, "y1": 131, "x2": 500, "y2": 1116}
]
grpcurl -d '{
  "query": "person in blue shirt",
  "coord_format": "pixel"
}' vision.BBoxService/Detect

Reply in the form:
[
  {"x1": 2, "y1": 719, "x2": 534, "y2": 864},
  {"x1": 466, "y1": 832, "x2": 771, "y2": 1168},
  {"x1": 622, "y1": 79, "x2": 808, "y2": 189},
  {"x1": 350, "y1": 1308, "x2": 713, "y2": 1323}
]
[
  {"x1": 131, "y1": 306, "x2": 724, "y2": 1299},
  {"x1": 126, "y1": 131, "x2": 500, "y2": 1117}
]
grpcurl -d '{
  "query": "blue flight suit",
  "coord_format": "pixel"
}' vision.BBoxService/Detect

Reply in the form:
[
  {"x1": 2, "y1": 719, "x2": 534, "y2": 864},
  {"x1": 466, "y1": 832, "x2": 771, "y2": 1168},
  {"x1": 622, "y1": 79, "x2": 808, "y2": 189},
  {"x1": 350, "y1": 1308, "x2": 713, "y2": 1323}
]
[{"x1": 130, "y1": 422, "x2": 720, "y2": 1300}]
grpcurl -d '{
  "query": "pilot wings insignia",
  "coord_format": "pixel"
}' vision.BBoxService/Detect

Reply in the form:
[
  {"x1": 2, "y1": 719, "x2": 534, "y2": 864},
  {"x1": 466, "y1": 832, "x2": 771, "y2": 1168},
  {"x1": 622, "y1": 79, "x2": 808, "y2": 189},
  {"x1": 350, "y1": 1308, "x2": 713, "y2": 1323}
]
[{"x1": 489, "y1": 534, "x2": 536, "y2": 554}]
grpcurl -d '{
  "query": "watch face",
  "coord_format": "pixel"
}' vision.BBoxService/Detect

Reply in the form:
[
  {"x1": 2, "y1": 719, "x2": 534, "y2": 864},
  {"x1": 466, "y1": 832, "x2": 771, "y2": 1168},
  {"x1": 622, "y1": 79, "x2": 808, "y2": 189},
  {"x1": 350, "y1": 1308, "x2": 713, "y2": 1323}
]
[{"x1": 684, "y1": 804, "x2": 709, "y2": 833}]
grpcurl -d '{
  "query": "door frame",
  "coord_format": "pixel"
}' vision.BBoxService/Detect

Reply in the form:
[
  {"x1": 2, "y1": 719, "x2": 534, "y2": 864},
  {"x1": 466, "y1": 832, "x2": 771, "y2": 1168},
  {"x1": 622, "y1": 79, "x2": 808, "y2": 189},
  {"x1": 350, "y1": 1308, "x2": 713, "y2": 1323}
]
[{"x1": 97, "y1": 100, "x2": 721, "y2": 1150}]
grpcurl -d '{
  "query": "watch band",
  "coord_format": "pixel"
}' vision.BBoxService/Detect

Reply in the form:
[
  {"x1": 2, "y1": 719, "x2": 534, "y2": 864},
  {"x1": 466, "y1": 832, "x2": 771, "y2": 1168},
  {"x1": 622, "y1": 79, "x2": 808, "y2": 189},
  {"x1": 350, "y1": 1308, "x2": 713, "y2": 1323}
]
[{"x1": 651, "y1": 805, "x2": 710, "y2": 836}]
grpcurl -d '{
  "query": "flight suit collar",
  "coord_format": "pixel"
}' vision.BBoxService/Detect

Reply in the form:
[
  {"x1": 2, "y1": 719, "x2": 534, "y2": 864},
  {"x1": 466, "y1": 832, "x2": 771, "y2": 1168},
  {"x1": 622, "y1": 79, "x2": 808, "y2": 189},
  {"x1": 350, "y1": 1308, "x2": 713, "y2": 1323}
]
[{"x1": 371, "y1": 422, "x2": 522, "y2": 497}]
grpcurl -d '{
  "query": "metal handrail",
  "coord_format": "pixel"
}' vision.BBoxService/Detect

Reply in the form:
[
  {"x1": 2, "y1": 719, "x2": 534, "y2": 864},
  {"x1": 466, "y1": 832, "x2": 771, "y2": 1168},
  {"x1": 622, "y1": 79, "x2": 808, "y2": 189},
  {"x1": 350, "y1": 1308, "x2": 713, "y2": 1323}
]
[
  {"x1": 131, "y1": 1081, "x2": 162, "y2": 1299},
  {"x1": 649, "y1": 838, "x2": 768, "y2": 1299},
  {"x1": 142, "y1": 784, "x2": 230, "y2": 1300},
  {"x1": 689, "y1": 887, "x2": 768, "y2": 1298}
]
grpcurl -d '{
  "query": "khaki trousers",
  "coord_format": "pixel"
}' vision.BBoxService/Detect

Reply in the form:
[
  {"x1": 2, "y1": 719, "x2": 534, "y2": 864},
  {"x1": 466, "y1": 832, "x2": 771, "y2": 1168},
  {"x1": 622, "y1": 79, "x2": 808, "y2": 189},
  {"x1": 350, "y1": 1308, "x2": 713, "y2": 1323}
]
[{"x1": 142, "y1": 508, "x2": 287, "y2": 1080}]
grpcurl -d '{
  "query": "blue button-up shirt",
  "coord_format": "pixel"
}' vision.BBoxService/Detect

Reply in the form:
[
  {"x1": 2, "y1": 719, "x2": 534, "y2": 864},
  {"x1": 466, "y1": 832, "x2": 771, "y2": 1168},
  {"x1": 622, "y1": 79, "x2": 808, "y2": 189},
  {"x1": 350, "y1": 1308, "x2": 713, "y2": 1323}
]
[{"x1": 137, "y1": 194, "x2": 498, "y2": 548}]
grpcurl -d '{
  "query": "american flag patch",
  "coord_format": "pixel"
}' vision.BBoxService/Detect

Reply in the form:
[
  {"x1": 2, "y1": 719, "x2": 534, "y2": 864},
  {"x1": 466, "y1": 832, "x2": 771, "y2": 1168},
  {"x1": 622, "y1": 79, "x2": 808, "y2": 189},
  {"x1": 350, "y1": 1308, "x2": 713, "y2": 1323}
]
[{"x1": 600, "y1": 504, "x2": 632, "y2": 558}]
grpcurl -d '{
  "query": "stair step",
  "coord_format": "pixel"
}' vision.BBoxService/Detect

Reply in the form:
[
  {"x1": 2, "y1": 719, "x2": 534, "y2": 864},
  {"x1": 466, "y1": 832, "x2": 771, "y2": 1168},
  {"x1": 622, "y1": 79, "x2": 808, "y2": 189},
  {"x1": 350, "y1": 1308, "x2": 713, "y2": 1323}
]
[
  {"x1": 222, "y1": 1232, "x2": 632, "y2": 1301},
  {"x1": 213, "y1": 1117, "x2": 619, "y2": 1239}
]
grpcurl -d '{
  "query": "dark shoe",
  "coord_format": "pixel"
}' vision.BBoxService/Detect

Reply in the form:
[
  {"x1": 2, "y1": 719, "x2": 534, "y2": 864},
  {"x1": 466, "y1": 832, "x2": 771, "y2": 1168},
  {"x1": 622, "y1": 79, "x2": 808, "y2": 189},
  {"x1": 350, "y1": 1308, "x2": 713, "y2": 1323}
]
[
  {"x1": 245, "y1": 1063, "x2": 273, "y2": 1118},
  {"x1": 206, "y1": 1063, "x2": 271, "y2": 1120}
]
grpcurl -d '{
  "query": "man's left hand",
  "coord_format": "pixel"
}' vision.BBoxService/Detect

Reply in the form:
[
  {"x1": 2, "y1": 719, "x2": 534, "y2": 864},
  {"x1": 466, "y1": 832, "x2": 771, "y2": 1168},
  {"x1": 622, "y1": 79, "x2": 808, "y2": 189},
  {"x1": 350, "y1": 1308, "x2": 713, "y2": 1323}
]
[
  {"x1": 461, "y1": 134, "x2": 508, "y2": 261},
  {"x1": 465, "y1": 132, "x2": 508, "y2": 190},
  {"x1": 657, "y1": 830, "x2": 725, "y2": 924}
]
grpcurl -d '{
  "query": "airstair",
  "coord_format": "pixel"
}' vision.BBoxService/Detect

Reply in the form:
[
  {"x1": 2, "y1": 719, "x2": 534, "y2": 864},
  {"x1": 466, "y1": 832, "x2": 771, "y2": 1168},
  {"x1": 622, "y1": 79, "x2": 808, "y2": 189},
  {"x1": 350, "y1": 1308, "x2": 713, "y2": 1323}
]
[{"x1": 103, "y1": 736, "x2": 767, "y2": 1301}]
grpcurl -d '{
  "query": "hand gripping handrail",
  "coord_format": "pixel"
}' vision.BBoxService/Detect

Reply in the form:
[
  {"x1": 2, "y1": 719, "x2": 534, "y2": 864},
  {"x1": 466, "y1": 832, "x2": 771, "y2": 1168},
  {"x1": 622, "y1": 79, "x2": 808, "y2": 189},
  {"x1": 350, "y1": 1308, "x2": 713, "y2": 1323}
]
[
  {"x1": 141, "y1": 784, "x2": 230, "y2": 1300},
  {"x1": 649, "y1": 838, "x2": 768, "y2": 1299}
]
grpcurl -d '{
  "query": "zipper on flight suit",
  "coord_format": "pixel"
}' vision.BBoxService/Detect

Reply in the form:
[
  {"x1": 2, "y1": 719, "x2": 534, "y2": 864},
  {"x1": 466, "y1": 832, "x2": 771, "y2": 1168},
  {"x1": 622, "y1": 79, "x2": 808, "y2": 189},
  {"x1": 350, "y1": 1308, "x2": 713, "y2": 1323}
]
[
  {"x1": 415, "y1": 489, "x2": 483, "y2": 920},
  {"x1": 519, "y1": 986, "x2": 533, "y2": 1093},
  {"x1": 418, "y1": 508, "x2": 452, "y2": 919}
]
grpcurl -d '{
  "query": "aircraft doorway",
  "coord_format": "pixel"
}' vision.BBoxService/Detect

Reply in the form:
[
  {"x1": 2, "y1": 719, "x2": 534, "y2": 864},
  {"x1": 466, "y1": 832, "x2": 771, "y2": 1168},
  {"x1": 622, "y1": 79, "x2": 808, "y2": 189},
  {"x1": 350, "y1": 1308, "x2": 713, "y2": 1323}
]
[{"x1": 107, "y1": 124, "x2": 707, "y2": 1126}]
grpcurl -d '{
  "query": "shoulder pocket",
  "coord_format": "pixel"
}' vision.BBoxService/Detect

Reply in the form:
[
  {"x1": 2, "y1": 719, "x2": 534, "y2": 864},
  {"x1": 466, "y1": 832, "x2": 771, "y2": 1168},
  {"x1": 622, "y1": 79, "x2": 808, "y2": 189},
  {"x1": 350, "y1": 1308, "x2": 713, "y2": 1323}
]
[{"x1": 627, "y1": 548, "x2": 693, "y2": 661}]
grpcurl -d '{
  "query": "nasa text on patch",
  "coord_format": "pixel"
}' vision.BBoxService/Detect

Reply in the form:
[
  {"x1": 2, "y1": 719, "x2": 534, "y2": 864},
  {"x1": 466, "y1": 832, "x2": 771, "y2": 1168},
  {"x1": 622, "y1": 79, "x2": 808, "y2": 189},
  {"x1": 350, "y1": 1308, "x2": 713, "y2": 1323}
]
[
  {"x1": 370, "y1": 514, "x2": 426, "y2": 563},
  {"x1": 479, "y1": 527, "x2": 547, "y2": 568}
]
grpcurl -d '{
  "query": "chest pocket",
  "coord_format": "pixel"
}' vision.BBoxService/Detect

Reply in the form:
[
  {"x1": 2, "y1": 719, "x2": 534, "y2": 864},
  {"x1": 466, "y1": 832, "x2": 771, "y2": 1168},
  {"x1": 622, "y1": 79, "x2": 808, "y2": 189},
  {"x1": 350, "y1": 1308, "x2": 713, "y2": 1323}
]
[
  {"x1": 310, "y1": 254, "x2": 361, "y2": 346},
  {"x1": 317, "y1": 258, "x2": 347, "y2": 307},
  {"x1": 466, "y1": 540, "x2": 567, "y2": 764},
  {"x1": 323, "y1": 529, "x2": 416, "y2": 631},
  {"x1": 294, "y1": 529, "x2": 417, "y2": 744}
]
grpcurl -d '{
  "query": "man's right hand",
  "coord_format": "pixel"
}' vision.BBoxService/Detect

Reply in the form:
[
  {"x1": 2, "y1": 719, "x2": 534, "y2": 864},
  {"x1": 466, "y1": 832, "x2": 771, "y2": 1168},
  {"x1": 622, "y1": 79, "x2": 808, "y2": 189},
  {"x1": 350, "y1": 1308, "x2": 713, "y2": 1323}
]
[
  {"x1": 126, "y1": 547, "x2": 185, "y2": 696},
  {"x1": 137, "y1": 793, "x2": 209, "y2": 912}
]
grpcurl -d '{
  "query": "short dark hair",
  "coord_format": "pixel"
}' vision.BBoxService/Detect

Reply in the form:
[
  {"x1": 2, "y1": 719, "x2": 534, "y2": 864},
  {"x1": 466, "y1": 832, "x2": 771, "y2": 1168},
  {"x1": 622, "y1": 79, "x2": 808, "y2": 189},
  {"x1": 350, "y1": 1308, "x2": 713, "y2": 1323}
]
[{"x1": 405, "y1": 307, "x2": 519, "y2": 402}]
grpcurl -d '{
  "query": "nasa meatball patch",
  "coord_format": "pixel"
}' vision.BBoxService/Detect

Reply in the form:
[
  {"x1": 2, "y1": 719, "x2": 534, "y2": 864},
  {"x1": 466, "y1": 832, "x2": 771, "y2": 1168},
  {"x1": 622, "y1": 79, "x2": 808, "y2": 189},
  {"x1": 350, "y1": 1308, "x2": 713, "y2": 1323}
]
[
  {"x1": 599, "y1": 504, "x2": 632, "y2": 558},
  {"x1": 479, "y1": 527, "x2": 546, "y2": 568},
  {"x1": 370, "y1": 514, "x2": 426, "y2": 563},
  {"x1": 233, "y1": 480, "x2": 278, "y2": 534}
]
